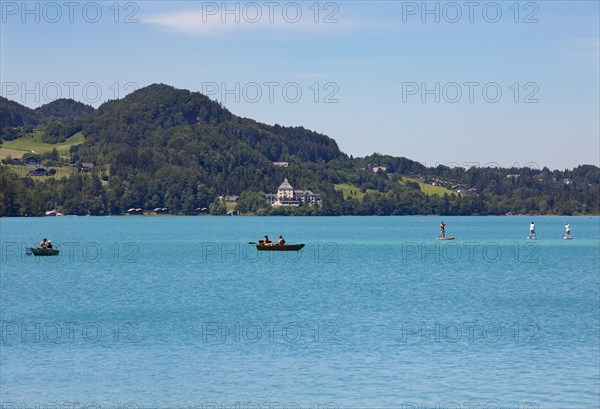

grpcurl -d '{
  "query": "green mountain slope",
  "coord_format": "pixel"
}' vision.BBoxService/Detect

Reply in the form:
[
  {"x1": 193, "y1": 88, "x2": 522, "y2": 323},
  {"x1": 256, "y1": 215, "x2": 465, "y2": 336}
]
[{"x1": 1, "y1": 84, "x2": 598, "y2": 216}]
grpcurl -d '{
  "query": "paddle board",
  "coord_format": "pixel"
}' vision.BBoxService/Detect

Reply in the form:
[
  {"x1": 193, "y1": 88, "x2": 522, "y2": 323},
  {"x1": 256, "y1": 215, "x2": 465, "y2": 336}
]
[{"x1": 435, "y1": 237, "x2": 455, "y2": 240}]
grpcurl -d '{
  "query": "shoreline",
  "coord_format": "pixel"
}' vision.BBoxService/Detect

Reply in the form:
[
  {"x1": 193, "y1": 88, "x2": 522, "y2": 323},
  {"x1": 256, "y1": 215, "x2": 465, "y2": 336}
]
[{"x1": 3, "y1": 214, "x2": 599, "y2": 218}]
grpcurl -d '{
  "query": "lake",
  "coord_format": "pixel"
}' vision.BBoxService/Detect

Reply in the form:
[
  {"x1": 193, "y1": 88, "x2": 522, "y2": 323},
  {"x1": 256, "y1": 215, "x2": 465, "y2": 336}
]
[{"x1": 1, "y1": 216, "x2": 599, "y2": 408}]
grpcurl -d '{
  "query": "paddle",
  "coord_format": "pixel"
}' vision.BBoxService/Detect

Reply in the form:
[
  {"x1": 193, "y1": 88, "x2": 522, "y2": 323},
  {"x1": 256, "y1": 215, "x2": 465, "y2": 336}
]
[{"x1": 248, "y1": 242, "x2": 258, "y2": 245}]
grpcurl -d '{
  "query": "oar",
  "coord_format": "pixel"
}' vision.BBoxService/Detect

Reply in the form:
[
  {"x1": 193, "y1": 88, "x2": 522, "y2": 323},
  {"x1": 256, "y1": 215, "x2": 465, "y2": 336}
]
[{"x1": 248, "y1": 242, "x2": 258, "y2": 245}]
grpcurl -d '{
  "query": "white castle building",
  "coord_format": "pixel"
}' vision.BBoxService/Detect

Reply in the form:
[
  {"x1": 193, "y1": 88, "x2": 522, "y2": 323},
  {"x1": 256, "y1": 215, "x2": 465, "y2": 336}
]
[{"x1": 266, "y1": 179, "x2": 322, "y2": 207}]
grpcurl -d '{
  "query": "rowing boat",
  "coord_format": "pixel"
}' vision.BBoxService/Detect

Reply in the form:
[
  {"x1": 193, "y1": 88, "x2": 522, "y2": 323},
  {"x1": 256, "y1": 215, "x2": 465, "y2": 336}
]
[
  {"x1": 27, "y1": 247, "x2": 60, "y2": 256},
  {"x1": 256, "y1": 244, "x2": 305, "y2": 251}
]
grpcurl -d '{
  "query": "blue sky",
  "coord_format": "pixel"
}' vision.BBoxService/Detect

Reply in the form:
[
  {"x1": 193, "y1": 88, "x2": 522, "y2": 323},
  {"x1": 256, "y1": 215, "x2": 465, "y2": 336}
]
[{"x1": 1, "y1": 1, "x2": 598, "y2": 169}]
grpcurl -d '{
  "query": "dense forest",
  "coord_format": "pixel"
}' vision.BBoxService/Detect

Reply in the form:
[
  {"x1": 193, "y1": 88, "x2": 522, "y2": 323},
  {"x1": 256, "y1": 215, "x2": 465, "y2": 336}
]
[{"x1": 1, "y1": 84, "x2": 599, "y2": 216}]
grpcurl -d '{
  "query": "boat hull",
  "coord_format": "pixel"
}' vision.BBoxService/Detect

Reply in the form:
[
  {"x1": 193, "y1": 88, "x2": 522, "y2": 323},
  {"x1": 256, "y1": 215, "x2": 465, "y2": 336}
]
[
  {"x1": 256, "y1": 244, "x2": 305, "y2": 251},
  {"x1": 29, "y1": 247, "x2": 60, "y2": 256}
]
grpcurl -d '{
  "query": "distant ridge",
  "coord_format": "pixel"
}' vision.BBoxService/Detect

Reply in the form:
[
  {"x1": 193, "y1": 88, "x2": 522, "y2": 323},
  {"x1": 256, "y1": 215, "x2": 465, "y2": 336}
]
[
  {"x1": 1, "y1": 83, "x2": 598, "y2": 216},
  {"x1": 35, "y1": 98, "x2": 95, "y2": 122}
]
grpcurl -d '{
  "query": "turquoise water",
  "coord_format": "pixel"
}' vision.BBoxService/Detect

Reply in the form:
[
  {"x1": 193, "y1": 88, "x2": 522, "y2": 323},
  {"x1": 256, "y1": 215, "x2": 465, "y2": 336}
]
[{"x1": 1, "y1": 216, "x2": 599, "y2": 408}]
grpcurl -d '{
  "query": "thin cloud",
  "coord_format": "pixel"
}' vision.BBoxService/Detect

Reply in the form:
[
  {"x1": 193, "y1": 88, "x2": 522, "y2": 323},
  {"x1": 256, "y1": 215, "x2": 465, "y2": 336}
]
[
  {"x1": 142, "y1": 7, "x2": 354, "y2": 36},
  {"x1": 289, "y1": 74, "x2": 329, "y2": 79},
  {"x1": 143, "y1": 10, "x2": 236, "y2": 36}
]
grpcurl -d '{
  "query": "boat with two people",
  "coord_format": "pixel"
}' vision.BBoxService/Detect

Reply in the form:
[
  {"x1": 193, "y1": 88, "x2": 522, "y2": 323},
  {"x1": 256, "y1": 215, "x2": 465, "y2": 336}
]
[
  {"x1": 26, "y1": 238, "x2": 60, "y2": 256},
  {"x1": 251, "y1": 235, "x2": 305, "y2": 251}
]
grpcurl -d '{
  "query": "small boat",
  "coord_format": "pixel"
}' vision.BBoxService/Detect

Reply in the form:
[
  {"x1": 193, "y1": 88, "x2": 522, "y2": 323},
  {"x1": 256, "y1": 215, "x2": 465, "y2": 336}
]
[
  {"x1": 256, "y1": 243, "x2": 305, "y2": 251},
  {"x1": 27, "y1": 247, "x2": 60, "y2": 256}
]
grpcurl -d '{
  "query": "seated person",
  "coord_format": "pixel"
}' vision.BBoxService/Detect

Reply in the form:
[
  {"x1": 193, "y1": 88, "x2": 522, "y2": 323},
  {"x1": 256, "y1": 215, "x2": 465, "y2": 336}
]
[
  {"x1": 278, "y1": 235, "x2": 286, "y2": 245},
  {"x1": 39, "y1": 238, "x2": 48, "y2": 248},
  {"x1": 263, "y1": 235, "x2": 271, "y2": 244},
  {"x1": 46, "y1": 241, "x2": 53, "y2": 249}
]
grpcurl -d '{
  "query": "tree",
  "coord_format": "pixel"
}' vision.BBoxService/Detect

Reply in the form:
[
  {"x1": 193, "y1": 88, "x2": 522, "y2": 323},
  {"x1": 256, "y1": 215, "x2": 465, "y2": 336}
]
[
  {"x1": 209, "y1": 201, "x2": 227, "y2": 215},
  {"x1": 235, "y1": 191, "x2": 269, "y2": 214}
]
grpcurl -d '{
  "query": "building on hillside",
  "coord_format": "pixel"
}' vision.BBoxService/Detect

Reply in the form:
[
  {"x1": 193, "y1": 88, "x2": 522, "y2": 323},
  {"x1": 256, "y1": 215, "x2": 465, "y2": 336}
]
[
  {"x1": 271, "y1": 179, "x2": 321, "y2": 207},
  {"x1": 80, "y1": 163, "x2": 95, "y2": 172},
  {"x1": 431, "y1": 178, "x2": 451, "y2": 186},
  {"x1": 277, "y1": 179, "x2": 294, "y2": 201},
  {"x1": 28, "y1": 167, "x2": 48, "y2": 177},
  {"x1": 266, "y1": 194, "x2": 277, "y2": 205},
  {"x1": 219, "y1": 195, "x2": 239, "y2": 203},
  {"x1": 24, "y1": 157, "x2": 39, "y2": 166}
]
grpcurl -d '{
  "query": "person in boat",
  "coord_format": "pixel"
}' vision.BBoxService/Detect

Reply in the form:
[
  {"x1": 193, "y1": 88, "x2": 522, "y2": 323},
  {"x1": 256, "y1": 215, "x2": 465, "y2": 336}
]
[
  {"x1": 39, "y1": 238, "x2": 48, "y2": 248},
  {"x1": 439, "y1": 221, "x2": 446, "y2": 238},
  {"x1": 278, "y1": 235, "x2": 286, "y2": 246},
  {"x1": 263, "y1": 235, "x2": 272, "y2": 245},
  {"x1": 529, "y1": 222, "x2": 536, "y2": 239},
  {"x1": 565, "y1": 223, "x2": 570, "y2": 237},
  {"x1": 46, "y1": 240, "x2": 53, "y2": 249}
]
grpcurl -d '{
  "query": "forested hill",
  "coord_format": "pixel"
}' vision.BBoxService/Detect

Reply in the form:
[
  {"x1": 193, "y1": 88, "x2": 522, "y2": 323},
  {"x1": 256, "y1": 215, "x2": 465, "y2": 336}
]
[
  {"x1": 73, "y1": 83, "x2": 345, "y2": 200},
  {"x1": 82, "y1": 84, "x2": 342, "y2": 161},
  {"x1": 35, "y1": 98, "x2": 95, "y2": 122},
  {"x1": 0, "y1": 97, "x2": 94, "y2": 129},
  {"x1": 0, "y1": 96, "x2": 41, "y2": 129},
  {"x1": 1, "y1": 84, "x2": 599, "y2": 216}
]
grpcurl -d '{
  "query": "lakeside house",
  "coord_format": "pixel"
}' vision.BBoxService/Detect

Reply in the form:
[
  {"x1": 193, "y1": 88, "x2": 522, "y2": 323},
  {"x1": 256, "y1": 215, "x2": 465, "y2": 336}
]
[
  {"x1": 268, "y1": 179, "x2": 322, "y2": 207},
  {"x1": 44, "y1": 210, "x2": 63, "y2": 216}
]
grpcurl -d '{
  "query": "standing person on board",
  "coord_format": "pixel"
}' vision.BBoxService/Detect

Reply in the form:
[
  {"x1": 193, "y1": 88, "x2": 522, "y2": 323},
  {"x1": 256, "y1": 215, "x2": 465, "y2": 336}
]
[
  {"x1": 529, "y1": 222, "x2": 536, "y2": 239},
  {"x1": 440, "y1": 221, "x2": 446, "y2": 238}
]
